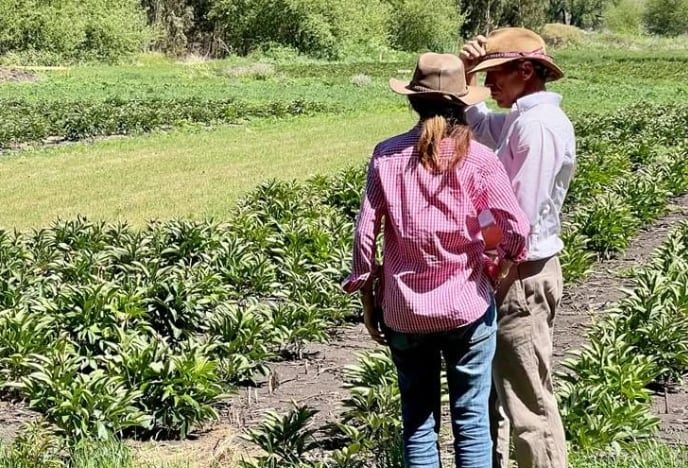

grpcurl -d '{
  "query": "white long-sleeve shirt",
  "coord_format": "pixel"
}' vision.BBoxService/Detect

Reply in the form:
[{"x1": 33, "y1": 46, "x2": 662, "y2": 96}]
[{"x1": 465, "y1": 91, "x2": 576, "y2": 261}]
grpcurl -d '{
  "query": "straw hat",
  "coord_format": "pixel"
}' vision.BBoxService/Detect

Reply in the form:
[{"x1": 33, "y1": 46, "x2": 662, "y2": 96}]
[
  {"x1": 390, "y1": 52, "x2": 490, "y2": 106},
  {"x1": 468, "y1": 28, "x2": 564, "y2": 82}
]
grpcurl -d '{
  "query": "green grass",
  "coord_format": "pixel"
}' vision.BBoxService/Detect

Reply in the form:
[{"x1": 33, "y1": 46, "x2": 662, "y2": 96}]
[
  {"x1": 2, "y1": 48, "x2": 687, "y2": 113},
  {"x1": 0, "y1": 111, "x2": 415, "y2": 228},
  {"x1": 1, "y1": 47, "x2": 688, "y2": 229}
]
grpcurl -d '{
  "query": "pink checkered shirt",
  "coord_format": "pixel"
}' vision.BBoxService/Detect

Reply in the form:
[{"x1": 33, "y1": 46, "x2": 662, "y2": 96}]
[{"x1": 343, "y1": 126, "x2": 529, "y2": 334}]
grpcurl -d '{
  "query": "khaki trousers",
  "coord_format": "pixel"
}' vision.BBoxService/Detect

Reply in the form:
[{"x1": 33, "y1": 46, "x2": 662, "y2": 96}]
[{"x1": 490, "y1": 256, "x2": 567, "y2": 468}]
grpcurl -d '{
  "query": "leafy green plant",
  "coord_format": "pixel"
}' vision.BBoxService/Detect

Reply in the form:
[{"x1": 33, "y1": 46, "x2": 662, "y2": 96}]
[
  {"x1": 240, "y1": 404, "x2": 319, "y2": 468},
  {"x1": 614, "y1": 169, "x2": 671, "y2": 223},
  {"x1": 558, "y1": 333, "x2": 659, "y2": 450},
  {"x1": 114, "y1": 336, "x2": 223, "y2": 438},
  {"x1": 207, "y1": 303, "x2": 276, "y2": 384},
  {"x1": 560, "y1": 226, "x2": 597, "y2": 283},
  {"x1": 337, "y1": 351, "x2": 403, "y2": 468},
  {"x1": 0, "y1": 421, "x2": 65, "y2": 468},
  {"x1": 10, "y1": 342, "x2": 150, "y2": 439},
  {"x1": 575, "y1": 193, "x2": 638, "y2": 258}
]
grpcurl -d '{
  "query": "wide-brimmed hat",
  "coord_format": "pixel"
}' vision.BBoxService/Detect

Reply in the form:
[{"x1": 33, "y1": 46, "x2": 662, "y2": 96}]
[
  {"x1": 390, "y1": 53, "x2": 490, "y2": 106},
  {"x1": 468, "y1": 28, "x2": 563, "y2": 82}
]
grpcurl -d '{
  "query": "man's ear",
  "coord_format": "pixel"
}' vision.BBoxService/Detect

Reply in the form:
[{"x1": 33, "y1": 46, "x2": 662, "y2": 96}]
[{"x1": 519, "y1": 61, "x2": 535, "y2": 81}]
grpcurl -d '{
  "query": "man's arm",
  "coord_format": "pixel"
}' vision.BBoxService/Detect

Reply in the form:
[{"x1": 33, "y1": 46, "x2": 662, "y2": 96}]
[
  {"x1": 465, "y1": 102, "x2": 507, "y2": 150},
  {"x1": 459, "y1": 36, "x2": 507, "y2": 149}
]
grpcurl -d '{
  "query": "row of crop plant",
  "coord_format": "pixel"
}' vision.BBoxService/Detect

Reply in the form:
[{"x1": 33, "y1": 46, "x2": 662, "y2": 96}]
[
  {"x1": 0, "y1": 104, "x2": 686, "y2": 445},
  {"x1": 241, "y1": 221, "x2": 688, "y2": 466}
]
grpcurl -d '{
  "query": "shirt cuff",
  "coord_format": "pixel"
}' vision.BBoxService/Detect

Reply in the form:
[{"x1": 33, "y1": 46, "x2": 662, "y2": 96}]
[
  {"x1": 341, "y1": 273, "x2": 372, "y2": 294},
  {"x1": 341, "y1": 264, "x2": 381, "y2": 294}
]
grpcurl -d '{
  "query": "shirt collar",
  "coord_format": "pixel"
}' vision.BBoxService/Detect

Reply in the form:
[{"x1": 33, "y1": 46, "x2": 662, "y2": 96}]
[{"x1": 513, "y1": 91, "x2": 562, "y2": 113}]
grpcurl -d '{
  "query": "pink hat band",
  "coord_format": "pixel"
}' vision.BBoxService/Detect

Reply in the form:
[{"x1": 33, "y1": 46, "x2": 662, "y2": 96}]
[{"x1": 482, "y1": 48, "x2": 552, "y2": 61}]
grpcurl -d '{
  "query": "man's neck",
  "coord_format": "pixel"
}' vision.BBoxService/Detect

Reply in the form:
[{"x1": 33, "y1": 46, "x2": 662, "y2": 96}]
[{"x1": 516, "y1": 81, "x2": 547, "y2": 102}]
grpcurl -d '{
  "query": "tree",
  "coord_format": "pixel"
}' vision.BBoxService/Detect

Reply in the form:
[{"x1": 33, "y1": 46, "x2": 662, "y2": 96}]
[{"x1": 644, "y1": 0, "x2": 688, "y2": 36}]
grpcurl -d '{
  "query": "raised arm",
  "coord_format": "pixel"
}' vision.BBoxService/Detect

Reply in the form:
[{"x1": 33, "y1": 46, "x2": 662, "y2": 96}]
[
  {"x1": 459, "y1": 35, "x2": 508, "y2": 150},
  {"x1": 465, "y1": 103, "x2": 507, "y2": 150}
]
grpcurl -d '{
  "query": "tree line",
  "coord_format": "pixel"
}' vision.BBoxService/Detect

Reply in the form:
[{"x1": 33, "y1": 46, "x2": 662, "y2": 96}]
[{"x1": 0, "y1": 0, "x2": 686, "y2": 63}]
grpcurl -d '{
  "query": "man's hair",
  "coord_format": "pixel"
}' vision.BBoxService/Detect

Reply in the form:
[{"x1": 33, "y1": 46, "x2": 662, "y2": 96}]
[{"x1": 507, "y1": 59, "x2": 549, "y2": 82}]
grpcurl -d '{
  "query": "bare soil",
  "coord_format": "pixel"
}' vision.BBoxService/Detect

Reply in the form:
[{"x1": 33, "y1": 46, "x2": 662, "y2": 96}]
[
  {"x1": 0, "y1": 68, "x2": 38, "y2": 83},
  {"x1": 2, "y1": 195, "x2": 688, "y2": 460}
]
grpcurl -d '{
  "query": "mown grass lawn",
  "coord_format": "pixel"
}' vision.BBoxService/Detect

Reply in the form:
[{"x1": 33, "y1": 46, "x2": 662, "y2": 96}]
[{"x1": 0, "y1": 110, "x2": 415, "y2": 228}]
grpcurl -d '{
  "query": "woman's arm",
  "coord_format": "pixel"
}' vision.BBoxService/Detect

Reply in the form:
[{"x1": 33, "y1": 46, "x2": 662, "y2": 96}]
[
  {"x1": 342, "y1": 157, "x2": 385, "y2": 293},
  {"x1": 475, "y1": 155, "x2": 530, "y2": 263}
]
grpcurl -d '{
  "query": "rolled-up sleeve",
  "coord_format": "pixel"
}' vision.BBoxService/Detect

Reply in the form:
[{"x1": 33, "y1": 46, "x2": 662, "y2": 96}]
[
  {"x1": 475, "y1": 155, "x2": 530, "y2": 263},
  {"x1": 465, "y1": 103, "x2": 507, "y2": 150},
  {"x1": 342, "y1": 156, "x2": 385, "y2": 293}
]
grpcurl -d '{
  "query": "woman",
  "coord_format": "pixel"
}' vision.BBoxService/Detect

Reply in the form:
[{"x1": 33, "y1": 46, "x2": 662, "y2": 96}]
[{"x1": 342, "y1": 53, "x2": 529, "y2": 468}]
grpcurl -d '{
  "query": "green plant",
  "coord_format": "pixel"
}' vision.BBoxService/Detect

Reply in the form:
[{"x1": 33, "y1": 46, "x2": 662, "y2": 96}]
[
  {"x1": 114, "y1": 336, "x2": 223, "y2": 438},
  {"x1": 604, "y1": 0, "x2": 645, "y2": 34},
  {"x1": 560, "y1": 226, "x2": 597, "y2": 283},
  {"x1": 240, "y1": 404, "x2": 319, "y2": 467},
  {"x1": 0, "y1": 421, "x2": 65, "y2": 468},
  {"x1": 614, "y1": 168, "x2": 670, "y2": 223},
  {"x1": 558, "y1": 333, "x2": 659, "y2": 450},
  {"x1": 0, "y1": 0, "x2": 150, "y2": 63},
  {"x1": 575, "y1": 193, "x2": 638, "y2": 258},
  {"x1": 337, "y1": 351, "x2": 403, "y2": 468},
  {"x1": 10, "y1": 342, "x2": 150, "y2": 439},
  {"x1": 644, "y1": 0, "x2": 688, "y2": 36},
  {"x1": 386, "y1": 0, "x2": 461, "y2": 52}
]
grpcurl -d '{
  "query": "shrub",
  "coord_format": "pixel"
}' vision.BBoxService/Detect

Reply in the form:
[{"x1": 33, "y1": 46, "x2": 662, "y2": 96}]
[
  {"x1": 560, "y1": 226, "x2": 597, "y2": 283},
  {"x1": 0, "y1": 0, "x2": 150, "y2": 63},
  {"x1": 540, "y1": 23, "x2": 585, "y2": 48},
  {"x1": 644, "y1": 0, "x2": 688, "y2": 36},
  {"x1": 604, "y1": 0, "x2": 646, "y2": 34},
  {"x1": 574, "y1": 193, "x2": 638, "y2": 258},
  {"x1": 386, "y1": 0, "x2": 462, "y2": 52},
  {"x1": 210, "y1": 0, "x2": 390, "y2": 59},
  {"x1": 558, "y1": 333, "x2": 659, "y2": 450}
]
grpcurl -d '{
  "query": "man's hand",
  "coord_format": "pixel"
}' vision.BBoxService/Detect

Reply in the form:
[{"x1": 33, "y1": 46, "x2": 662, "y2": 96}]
[
  {"x1": 361, "y1": 289, "x2": 386, "y2": 345},
  {"x1": 459, "y1": 35, "x2": 488, "y2": 69}
]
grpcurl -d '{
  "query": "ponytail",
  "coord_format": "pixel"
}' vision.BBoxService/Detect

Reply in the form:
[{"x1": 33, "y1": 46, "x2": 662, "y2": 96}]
[{"x1": 414, "y1": 99, "x2": 472, "y2": 172}]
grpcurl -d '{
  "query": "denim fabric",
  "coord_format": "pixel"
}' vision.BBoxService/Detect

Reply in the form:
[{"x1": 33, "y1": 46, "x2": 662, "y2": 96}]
[{"x1": 387, "y1": 302, "x2": 497, "y2": 468}]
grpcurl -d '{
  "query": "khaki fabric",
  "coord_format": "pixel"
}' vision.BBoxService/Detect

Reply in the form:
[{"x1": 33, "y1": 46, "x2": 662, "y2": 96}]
[{"x1": 491, "y1": 256, "x2": 567, "y2": 468}]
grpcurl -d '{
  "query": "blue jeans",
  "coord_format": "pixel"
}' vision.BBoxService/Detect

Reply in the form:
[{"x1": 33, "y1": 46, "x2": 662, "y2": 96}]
[{"x1": 386, "y1": 302, "x2": 497, "y2": 468}]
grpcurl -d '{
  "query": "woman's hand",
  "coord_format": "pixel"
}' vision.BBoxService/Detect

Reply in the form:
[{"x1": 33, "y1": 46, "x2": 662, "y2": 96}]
[
  {"x1": 485, "y1": 252, "x2": 514, "y2": 288},
  {"x1": 361, "y1": 289, "x2": 386, "y2": 345}
]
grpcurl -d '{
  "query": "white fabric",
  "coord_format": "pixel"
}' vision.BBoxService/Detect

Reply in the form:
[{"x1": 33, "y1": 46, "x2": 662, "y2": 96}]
[{"x1": 465, "y1": 91, "x2": 576, "y2": 260}]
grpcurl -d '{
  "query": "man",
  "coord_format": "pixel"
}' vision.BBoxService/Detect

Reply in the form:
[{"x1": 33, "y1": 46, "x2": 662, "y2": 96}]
[{"x1": 459, "y1": 27, "x2": 575, "y2": 468}]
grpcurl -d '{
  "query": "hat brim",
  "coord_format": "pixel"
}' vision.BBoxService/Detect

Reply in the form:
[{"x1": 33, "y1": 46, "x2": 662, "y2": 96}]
[
  {"x1": 389, "y1": 78, "x2": 490, "y2": 107},
  {"x1": 468, "y1": 57, "x2": 564, "y2": 82}
]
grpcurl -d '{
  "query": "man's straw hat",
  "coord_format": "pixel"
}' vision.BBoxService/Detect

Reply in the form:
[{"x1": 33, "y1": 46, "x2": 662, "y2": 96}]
[
  {"x1": 468, "y1": 27, "x2": 563, "y2": 82},
  {"x1": 390, "y1": 53, "x2": 490, "y2": 106}
]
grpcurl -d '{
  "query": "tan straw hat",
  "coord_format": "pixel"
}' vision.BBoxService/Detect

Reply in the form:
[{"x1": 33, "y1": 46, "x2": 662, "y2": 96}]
[
  {"x1": 468, "y1": 27, "x2": 563, "y2": 82},
  {"x1": 390, "y1": 52, "x2": 490, "y2": 106}
]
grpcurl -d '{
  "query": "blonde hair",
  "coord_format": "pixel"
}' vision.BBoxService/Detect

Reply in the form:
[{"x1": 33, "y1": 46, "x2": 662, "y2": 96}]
[{"x1": 410, "y1": 96, "x2": 472, "y2": 173}]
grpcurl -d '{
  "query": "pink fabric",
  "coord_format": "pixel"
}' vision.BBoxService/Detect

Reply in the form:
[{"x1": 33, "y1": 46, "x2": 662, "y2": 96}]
[
  {"x1": 482, "y1": 48, "x2": 550, "y2": 61},
  {"x1": 342, "y1": 127, "x2": 529, "y2": 334}
]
